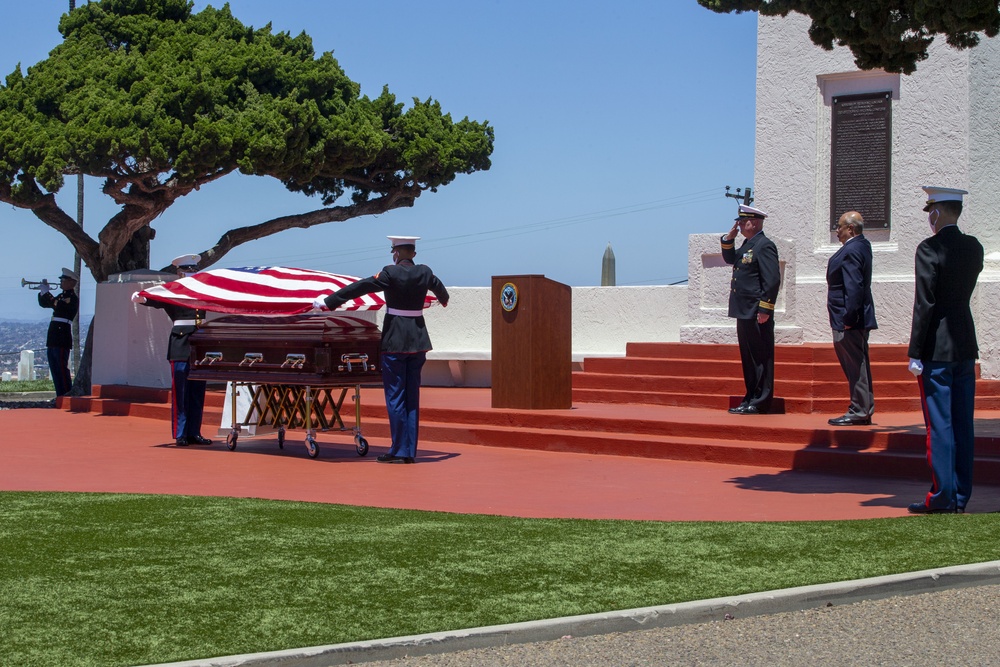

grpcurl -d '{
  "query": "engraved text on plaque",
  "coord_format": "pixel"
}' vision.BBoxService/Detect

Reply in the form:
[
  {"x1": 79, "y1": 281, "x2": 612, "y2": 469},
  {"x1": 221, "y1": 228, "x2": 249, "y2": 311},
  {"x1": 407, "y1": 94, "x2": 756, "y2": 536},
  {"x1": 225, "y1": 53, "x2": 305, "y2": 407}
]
[{"x1": 830, "y1": 92, "x2": 892, "y2": 230}]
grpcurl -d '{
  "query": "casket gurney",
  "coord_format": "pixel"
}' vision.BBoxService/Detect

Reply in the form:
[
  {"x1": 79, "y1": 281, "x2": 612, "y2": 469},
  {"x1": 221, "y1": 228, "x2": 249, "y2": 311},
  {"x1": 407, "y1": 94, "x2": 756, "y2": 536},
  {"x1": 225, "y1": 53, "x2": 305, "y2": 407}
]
[
  {"x1": 188, "y1": 312, "x2": 383, "y2": 459},
  {"x1": 137, "y1": 266, "x2": 437, "y2": 460}
]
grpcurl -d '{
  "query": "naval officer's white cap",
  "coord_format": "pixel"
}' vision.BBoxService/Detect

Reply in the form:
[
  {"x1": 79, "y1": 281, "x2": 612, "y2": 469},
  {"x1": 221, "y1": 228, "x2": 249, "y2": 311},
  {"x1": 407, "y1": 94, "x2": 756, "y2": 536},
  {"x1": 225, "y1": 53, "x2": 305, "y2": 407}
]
[
  {"x1": 60, "y1": 267, "x2": 79, "y2": 282},
  {"x1": 171, "y1": 253, "x2": 201, "y2": 269},
  {"x1": 388, "y1": 235, "x2": 420, "y2": 249},
  {"x1": 736, "y1": 204, "x2": 767, "y2": 219},
  {"x1": 922, "y1": 186, "x2": 968, "y2": 211}
]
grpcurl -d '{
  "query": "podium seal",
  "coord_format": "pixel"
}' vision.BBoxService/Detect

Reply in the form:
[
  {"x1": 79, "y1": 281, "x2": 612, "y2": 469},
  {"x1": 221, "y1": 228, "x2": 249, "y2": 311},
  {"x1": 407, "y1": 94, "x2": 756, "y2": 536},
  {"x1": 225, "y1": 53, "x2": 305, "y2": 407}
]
[{"x1": 500, "y1": 282, "x2": 518, "y2": 312}]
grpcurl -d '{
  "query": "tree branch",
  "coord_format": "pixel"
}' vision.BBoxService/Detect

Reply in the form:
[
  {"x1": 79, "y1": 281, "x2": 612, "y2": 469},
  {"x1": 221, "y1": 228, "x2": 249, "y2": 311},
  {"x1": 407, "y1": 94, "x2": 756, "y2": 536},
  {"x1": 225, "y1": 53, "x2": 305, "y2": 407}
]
[
  {"x1": 192, "y1": 187, "x2": 420, "y2": 270},
  {"x1": 0, "y1": 178, "x2": 101, "y2": 275}
]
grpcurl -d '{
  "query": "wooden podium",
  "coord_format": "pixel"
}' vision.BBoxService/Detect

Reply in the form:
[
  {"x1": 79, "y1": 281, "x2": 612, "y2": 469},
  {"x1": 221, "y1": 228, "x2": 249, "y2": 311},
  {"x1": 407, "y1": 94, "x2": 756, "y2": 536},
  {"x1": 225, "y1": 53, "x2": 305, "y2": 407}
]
[{"x1": 491, "y1": 275, "x2": 572, "y2": 409}]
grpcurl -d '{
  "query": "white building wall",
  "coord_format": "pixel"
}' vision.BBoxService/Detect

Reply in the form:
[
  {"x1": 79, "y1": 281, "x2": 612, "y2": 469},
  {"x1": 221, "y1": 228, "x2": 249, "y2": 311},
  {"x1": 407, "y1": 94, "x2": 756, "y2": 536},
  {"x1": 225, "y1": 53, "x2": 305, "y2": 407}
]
[
  {"x1": 93, "y1": 281, "x2": 689, "y2": 389},
  {"x1": 683, "y1": 13, "x2": 1000, "y2": 376}
]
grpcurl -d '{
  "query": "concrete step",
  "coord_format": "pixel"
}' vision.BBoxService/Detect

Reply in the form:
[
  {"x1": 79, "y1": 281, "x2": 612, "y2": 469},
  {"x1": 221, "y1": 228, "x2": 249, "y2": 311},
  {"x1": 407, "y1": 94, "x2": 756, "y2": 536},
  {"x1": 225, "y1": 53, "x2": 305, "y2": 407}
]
[{"x1": 63, "y1": 384, "x2": 1000, "y2": 485}]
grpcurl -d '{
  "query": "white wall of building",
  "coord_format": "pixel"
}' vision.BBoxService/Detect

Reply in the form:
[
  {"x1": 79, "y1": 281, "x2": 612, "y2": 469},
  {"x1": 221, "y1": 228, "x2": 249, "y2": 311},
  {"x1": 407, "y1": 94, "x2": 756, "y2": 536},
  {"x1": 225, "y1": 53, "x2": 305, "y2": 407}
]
[
  {"x1": 684, "y1": 13, "x2": 1000, "y2": 376},
  {"x1": 92, "y1": 280, "x2": 689, "y2": 389}
]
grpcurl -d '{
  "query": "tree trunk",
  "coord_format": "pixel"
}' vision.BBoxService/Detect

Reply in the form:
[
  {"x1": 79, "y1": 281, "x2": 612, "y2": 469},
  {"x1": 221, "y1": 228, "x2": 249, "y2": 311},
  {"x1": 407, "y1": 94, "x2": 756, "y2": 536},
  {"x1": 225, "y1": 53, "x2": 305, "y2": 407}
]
[
  {"x1": 116, "y1": 225, "x2": 156, "y2": 273},
  {"x1": 69, "y1": 225, "x2": 153, "y2": 396},
  {"x1": 70, "y1": 321, "x2": 93, "y2": 396}
]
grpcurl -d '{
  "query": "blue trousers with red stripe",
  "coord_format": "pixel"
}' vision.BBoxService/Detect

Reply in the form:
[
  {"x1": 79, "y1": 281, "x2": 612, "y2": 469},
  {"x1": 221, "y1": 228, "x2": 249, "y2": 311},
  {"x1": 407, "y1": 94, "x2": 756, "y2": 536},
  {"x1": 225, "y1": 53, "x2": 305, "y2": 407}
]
[
  {"x1": 918, "y1": 360, "x2": 976, "y2": 511},
  {"x1": 381, "y1": 352, "x2": 426, "y2": 459},
  {"x1": 170, "y1": 361, "x2": 207, "y2": 441}
]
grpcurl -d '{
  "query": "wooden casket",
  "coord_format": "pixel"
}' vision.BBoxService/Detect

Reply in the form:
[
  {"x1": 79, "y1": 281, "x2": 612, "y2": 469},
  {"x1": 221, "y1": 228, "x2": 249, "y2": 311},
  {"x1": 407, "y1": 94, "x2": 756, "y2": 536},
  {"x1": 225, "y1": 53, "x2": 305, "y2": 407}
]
[{"x1": 188, "y1": 313, "x2": 382, "y2": 385}]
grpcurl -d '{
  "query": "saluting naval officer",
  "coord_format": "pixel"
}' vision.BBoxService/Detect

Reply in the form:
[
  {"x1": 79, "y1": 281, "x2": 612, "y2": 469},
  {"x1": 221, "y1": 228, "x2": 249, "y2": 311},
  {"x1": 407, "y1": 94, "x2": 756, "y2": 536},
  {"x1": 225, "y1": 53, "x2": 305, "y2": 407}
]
[
  {"x1": 313, "y1": 236, "x2": 449, "y2": 464},
  {"x1": 721, "y1": 204, "x2": 781, "y2": 415},
  {"x1": 37, "y1": 267, "x2": 80, "y2": 396},
  {"x1": 132, "y1": 254, "x2": 213, "y2": 447},
  {"x1": 906, "y1": 187, "x2": 983, "y2": 514}
]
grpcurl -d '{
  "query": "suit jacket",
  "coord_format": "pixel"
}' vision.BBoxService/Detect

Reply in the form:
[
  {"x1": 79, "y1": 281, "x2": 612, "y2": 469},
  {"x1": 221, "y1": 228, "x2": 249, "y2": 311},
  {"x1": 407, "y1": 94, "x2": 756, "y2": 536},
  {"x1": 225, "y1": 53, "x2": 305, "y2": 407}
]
[
  {"x1": 325, "y1": 259, "x2": 450, "y2": 353},
  {"x1": 721, "y1": 232, "x2": 781, "y2": 320},
  {"x1": 907, "y1": 225, "x2": 984, "y2": 362},
  {"x1": 826, "y1": 234, "x2": 878, "y2": 331}
]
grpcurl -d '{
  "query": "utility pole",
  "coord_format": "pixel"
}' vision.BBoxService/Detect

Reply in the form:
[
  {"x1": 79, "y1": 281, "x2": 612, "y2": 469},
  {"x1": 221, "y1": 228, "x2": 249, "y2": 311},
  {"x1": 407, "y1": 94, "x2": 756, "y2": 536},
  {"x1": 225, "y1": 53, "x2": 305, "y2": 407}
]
[{"x1": 67, "y1": 0, "x2": 84, "y2": 377}]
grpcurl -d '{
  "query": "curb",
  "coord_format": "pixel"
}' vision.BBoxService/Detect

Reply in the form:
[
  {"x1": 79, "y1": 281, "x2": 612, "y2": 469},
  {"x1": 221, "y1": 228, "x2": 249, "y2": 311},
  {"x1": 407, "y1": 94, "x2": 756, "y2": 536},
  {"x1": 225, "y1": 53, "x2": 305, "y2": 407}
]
[
  {"x1": 0, "y1": 391, "x2": 55, "y2": 409},
  {"x1": 146, "y1": 559, "x2": 1000, "y2": 667}
]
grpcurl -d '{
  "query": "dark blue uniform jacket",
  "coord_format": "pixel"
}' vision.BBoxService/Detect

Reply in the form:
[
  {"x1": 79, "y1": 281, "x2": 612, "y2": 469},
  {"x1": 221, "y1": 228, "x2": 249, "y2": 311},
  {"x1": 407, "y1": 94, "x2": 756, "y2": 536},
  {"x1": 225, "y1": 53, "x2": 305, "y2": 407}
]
[{"x1": 324, "y1": 260, "x2": 450, "y2": 353}]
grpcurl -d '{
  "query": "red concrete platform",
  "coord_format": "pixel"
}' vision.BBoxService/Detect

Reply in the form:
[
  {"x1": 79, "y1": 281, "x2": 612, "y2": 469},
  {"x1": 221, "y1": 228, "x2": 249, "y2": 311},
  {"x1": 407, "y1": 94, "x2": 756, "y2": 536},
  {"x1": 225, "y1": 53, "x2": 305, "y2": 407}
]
[{"x1": 6, "y1": 388, "x2": 1000, "y2": 521}]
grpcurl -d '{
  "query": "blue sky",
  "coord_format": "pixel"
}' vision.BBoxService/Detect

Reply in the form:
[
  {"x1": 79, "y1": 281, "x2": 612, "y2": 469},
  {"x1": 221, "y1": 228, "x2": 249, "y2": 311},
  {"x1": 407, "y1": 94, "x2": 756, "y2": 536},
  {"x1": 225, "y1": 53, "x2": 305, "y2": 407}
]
[{"x1": 0, "y1": 1, "x2": 757, "y2": 320}]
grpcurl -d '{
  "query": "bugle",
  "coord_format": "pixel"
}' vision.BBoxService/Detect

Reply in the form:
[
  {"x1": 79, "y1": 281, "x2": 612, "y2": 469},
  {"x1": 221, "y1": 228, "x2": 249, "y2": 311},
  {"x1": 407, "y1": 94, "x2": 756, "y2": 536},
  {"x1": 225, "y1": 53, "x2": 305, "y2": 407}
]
[{"x1": 21, "y1": 278, "x2": 57, "y2": 290}]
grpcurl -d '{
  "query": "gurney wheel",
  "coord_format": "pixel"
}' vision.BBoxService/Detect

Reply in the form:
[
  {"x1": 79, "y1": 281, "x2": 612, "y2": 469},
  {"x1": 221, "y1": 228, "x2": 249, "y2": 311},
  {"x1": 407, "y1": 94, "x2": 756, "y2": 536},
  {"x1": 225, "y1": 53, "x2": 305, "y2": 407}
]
[
  {"x1": 226, "y1": 430, "x2": 238, "y2": 451},
  {"x1": 305, "y1": 436, "x2": 319, "y2": 459},
  {"x1": 277, "y1": 425, "x2": 285, "y2": 449},
  {"x1": 355, "y1": 435, "x2": 369, "y2": 457}
]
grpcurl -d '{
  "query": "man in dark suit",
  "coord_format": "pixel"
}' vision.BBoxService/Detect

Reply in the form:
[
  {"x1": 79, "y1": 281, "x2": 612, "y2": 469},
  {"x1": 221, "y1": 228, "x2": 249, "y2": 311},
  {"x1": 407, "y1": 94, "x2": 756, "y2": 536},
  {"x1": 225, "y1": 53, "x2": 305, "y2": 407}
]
[
  {"x1": 906, "y1": 187, "x2": 983, "y2": 514},
  {"x1": 721, "y1": 204, "x2": 781, "y2": 415},
  {"x1": 826, "y1": 211, "x2": 878, "y2": 426}
]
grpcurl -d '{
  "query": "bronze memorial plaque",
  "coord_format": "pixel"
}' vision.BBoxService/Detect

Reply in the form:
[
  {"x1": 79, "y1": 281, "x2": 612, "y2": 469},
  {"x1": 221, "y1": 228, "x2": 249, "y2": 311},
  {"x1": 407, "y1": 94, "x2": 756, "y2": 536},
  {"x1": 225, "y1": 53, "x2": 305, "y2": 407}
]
[{"x1": 830, "y1": 91, "x2": 892, "y2": 230}]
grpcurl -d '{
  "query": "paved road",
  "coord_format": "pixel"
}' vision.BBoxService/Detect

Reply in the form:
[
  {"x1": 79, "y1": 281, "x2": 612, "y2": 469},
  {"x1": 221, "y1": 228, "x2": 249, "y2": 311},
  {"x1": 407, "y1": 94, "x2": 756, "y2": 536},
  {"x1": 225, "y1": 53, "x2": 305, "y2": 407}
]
[{"x1": 359, "y1": 584, "x2": 1000, "y2": 667}]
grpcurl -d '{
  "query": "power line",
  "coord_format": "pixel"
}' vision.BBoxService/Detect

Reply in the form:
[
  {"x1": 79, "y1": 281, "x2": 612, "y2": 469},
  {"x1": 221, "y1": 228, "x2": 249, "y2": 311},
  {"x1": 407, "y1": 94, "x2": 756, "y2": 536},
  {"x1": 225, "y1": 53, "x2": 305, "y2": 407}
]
[{"x1": 237, "y1": 187, "x2": 723, "y2": 268}]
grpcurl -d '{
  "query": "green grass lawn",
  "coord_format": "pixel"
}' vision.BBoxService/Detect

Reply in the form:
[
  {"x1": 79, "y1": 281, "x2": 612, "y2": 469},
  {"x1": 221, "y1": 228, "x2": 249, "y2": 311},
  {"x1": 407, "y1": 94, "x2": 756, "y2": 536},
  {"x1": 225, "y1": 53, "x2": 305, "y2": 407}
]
[
  {"x1": 2, "y1": 491, "x2": 998, "y2": 666},
  {"x1": 0, "y1": 379, "x2": 54, "y2": 393}
]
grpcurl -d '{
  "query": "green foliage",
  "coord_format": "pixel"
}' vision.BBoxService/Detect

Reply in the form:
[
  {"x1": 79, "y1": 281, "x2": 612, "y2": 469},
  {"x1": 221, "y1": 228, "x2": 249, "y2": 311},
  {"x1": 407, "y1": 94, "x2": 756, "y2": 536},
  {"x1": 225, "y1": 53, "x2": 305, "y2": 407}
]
[
  {"x1": 2, "y1": 491, "x2": 1000, "y2": 666},
  {"x1": 0, "y1": 0, "x2": 493, "y2": 279},
  {"x1": 0, "y1": 379, "x2": 54, "y2": 393},
  {"x1": 698, "y1": 0, "x2": 1000, "y2": 74}
]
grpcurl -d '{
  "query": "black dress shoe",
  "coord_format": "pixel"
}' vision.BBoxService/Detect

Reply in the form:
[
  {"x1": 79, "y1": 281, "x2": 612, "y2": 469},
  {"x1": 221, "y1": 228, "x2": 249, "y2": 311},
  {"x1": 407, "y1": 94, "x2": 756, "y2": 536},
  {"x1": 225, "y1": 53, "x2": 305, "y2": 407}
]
[
  {"x1": 175, "y1": 437, "x2": 189, "y2": 446},
  {"x1": 188, "y1": 435, "x2": 214, "y2": 445},
  {"x1": 908, "y1": 502, "x2": 956, "y2": 514},
  {"x1": 728, "y1": 404, "x2": 749, "y2": 414},
  {"x1": 377, "y1": 454, "x2": 415, "y2": 464},
  {"x1": 828, "y1": 415, "x2": 872, "y2": 426},
  {"x1": 740, "y1": 405, "x2": 765, "y2": 415}
]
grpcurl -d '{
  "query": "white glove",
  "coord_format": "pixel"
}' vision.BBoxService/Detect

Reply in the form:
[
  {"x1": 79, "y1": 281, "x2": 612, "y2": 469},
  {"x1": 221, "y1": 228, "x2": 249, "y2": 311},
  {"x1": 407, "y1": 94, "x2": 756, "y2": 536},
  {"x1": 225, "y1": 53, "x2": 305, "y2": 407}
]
[
  {"x1": 311, "y1": 296, "x2": 328, "y2": 311},
  {"x1": 908, "y1": 358, "x2": 924, "y2": 377},
  {"x1": 131, "y1": 291, "x2": 147, "y2": 304},
  {"x1": 39, "y1": 280, "x2": 51, "y2": 295}
]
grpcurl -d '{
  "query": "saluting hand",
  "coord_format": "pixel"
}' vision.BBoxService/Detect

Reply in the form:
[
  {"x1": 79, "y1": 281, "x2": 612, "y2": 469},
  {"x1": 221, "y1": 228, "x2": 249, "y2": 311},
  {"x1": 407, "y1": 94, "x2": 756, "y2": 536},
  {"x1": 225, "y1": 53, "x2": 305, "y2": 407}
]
[{"x1": 725, "y1": 221, "x2": 740, "y2": 241}]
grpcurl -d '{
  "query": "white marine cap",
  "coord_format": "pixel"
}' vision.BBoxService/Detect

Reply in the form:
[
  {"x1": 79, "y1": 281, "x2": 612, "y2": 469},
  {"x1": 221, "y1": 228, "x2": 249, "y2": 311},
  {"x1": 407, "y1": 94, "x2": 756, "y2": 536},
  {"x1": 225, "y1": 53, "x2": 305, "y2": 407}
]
[
  {"x1": 922, "y1": 186, "x2": 968, "y2": 211},
  {"x1": 736, "y1": 204, "x2": 768, "y2": 219},
  {"x1": 171, "y1": 253, "x2": 201, "y2": 269},
  {"x1": 388, "y1": 235, "x2": 420, "y2": 249},
  {"x1": 60, "y1": 267, "x2": 79, "y2": 282}
]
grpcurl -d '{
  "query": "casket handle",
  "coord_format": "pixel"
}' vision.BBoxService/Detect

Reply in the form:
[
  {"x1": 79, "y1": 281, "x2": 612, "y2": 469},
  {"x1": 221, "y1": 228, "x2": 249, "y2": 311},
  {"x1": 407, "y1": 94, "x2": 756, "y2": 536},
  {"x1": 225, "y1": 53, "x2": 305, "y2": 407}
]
[
  {"x1": 282, "y1": 353, "x2": 307, "y2": 369},
  {"x1": 240, "y1": 352, "x2": 264, "y2": 366},
  {"x1": 340, "y1": 353, "x2": 369, "y2": 372},
  {"x1": 198, "y1": 352, "x2": 223, "y2": 365}
]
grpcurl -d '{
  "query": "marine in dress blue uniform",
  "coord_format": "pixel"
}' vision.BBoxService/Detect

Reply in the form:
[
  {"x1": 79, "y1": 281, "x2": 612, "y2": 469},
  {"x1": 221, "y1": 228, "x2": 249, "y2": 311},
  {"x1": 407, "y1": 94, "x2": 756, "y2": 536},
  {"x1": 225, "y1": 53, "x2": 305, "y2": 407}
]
[
  {"x1": 132, "y1": 254, "x2": 213, "y2": 447},
  {"x1": 721, "y1": 204, "x2": 781, "y2": 414},
  {"x1": 826, "y1": 211, "x2": 878, "y2": 426},
  {"x1": 37, "y1": 267, "x2": 79, "y2": 396},
  {"x1": 317, "y1": 236, "x2": 450, "y2": 464},
  {"x1": 907, "y1": 187, "x2": 983, "y2": 514}
]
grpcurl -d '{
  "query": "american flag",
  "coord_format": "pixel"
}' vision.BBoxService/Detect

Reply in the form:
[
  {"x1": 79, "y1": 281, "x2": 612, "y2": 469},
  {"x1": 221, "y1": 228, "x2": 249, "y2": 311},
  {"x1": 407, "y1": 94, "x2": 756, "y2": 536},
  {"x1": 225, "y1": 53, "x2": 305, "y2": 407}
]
[{"x1": 138, "y1": 266, "x2": 438, "y2": 315}]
